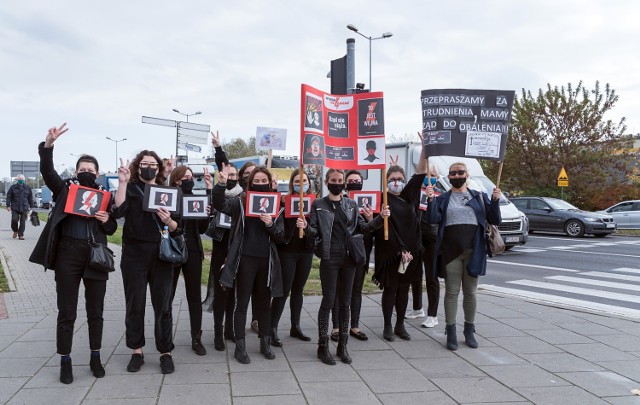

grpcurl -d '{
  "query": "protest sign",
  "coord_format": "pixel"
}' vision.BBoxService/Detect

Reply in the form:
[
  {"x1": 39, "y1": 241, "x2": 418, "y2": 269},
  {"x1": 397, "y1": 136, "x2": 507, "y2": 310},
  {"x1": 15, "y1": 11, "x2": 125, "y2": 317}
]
[{"x1": 256, "y1": 127, "x2": 287, "y2": 151}]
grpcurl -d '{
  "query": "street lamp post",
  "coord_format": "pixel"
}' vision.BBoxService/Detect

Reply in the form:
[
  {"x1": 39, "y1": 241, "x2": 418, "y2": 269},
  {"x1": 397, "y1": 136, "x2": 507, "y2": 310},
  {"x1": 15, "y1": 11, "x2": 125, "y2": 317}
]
[
  {"x1": 172, "y1": 109, "x2": 202, "y2": 123},
  {"x1": 346, "y1": 24, "x2": 393, "y2": 91},
  {"x1": 106, "y1": 137, "x2": 127, "y2": 172}
]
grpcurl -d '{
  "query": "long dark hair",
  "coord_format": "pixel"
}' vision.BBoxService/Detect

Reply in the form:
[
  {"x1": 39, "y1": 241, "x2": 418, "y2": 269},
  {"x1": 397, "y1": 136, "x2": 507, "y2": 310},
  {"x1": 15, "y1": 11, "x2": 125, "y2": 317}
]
[
  {"x1": 130, "y1": 150, "x2": 166, "y2": 185},
  {"x1": 246, "y1": 166, "x2": 272, "y2": 190},
  {"x1": 168, "y1": 166, "x2": 192, "y2": 187}
]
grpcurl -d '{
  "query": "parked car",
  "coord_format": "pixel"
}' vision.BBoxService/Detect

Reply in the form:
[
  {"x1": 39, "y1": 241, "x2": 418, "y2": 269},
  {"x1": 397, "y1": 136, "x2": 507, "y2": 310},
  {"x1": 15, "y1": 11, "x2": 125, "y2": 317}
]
[
  {"x1": 598, "y1": 200, "x2": 640, "y2": 229},
  {"x1": 510, "y1": 196, "x2": 616, "y2": 237}
]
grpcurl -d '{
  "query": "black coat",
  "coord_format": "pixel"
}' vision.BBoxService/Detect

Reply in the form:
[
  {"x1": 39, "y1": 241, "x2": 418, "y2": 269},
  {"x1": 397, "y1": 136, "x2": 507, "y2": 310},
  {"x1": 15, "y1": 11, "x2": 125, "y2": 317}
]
[
  {"x1": 7, "y1": 183, "x2": 33, "y2": 212},
  {"x1": 29, "y1": 142, "x2": 117, "y2": 279}
]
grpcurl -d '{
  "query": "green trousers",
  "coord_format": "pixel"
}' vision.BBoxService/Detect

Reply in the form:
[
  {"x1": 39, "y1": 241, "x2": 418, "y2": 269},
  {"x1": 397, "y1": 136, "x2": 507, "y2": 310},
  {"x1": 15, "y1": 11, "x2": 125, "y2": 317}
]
[{"x1": 444, "y1": 250, "x2": 478, "y2": 325}]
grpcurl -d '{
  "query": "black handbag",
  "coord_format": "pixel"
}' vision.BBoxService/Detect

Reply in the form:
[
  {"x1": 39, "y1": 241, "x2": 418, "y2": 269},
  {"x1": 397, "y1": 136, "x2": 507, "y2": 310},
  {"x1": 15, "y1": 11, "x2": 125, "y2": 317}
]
[
  {"x1": 333, "y1": 202, "x2": 366, "y2": 266},
  {"x1": 30, "y1": 211, "x2": 40, "y2": 226},
  {"x1": 154, "y1": 216, "x2": 188, "y2": 264},
  {"x1": 87, "y1": 225, "x2": 115, "y2": 273}
]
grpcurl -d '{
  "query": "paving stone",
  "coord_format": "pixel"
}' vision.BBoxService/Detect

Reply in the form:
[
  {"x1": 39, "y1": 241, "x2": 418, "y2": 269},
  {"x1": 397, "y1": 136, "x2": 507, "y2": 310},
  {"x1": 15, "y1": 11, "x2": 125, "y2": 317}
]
[
  {"x1": 597, "y1": 359, "x2": 640, "y2": 383},
  {"x1": 603, "y1": 397, "x2": 640, "y2": 405},
  {"x1": 231, "y1": 370, "x2": 300, "y2": 397},
  {"x1": 589, "y1": 334, "x2": 640, "y2": 351},
  {"x1": 349, "y1": 349, "x2": 413, "y2": 371},
  {"x1": 85, "y1": 374, "x2": 162, "y2": 400},
  {"x1": 524, "y1": 328, "x2": 594, "y2": 345},
  {"x1": 495, "y1": 317, "x2": 558, "y2": 330},
  {"x1": 515, "y1": 385, "x2": 610, "y2": 404},
  {"x1": 473, "y1": 322, "x2": 528, "y2": 338},
  {"x1": 158, "y1": 383, "x2": 231, "y2": 405},
  {"x1": 162, "y1": 362, "x2": 230, "y2": 384},
  {"x1": 0, "y1": 340, "x2": 56, "y2": 358},
  {"x1": 559, "y1": 343, "x2": 638, "y2": 362},
  {"x1": 561, "y1": 322, "x2": 618, "y2": 336},
  {"x1": 232, "y1": 394, "x2": 307, "y2": 405},
  {"x1": 377, "y1": 391, "x2": 457, "y2": 405},
  {"x1": 556, "y1": 371, "x2": 639, "y2": 397},
  {"x1": 358, "y1": 368, "x2": 437, "y2": 393},
  {"x1": 408, "y1": 357, "x2": 487, "y2": 378},
  {"x1": 300, "y1": 381, "x2": 380, "y2": 405},
  {"x1": 82, "y1": 399, "x2": 158, "y2": 405},
  {"x1": 456, "y1": 346, "x2": 527, "y2": 366},
  {"x1": 289, "y1": 360, "x2": 361, "y2": 382},
  {"x1": 278, "y1": 341, "x2": 322, "y2": 362},
  {"x1": 487, "y1": 336, "x2": 564, "y2": 354},
  {"x1": 0, "y1": 377, "x2": 28, "y2": 404},
  {"x1": 480, "y1": 364, "x2": 570, "y2": 388},
  {"x1": 431, "y1": 376, "x2": 525, "y2": 403},
  {"x1": 24, "y1": 364, "x2": 97, "y2": 388},
  {"x1": 520, "y1": 353, "x2": 605, "y2": 373},
  {"x1": 0, "y1": 357, "x2": 48, "y2": 377},
  {"x1": 7, "y1": 386, "x2": 89, "y2": 405}
]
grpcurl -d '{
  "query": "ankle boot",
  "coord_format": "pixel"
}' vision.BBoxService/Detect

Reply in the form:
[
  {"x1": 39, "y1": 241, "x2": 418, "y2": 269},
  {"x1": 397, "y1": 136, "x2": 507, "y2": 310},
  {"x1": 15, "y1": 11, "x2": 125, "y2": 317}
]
[
  {"x1": 445, "y1": 324, "x2": 458, "y2": 351},
  {"x1": 336, "y1": 334, "x2": 352, "y2": 364},
  {"x1": 60, "y1": 357, "x2": 73, "y2": 384},
  {"x1": 317, "y1": 336, "x2": 336, "y2": 365},
  {"x1": 214, "y1": 325, "x2": 225, "y2": 351},
  {"x1": 463, "y1": 322, "x2": 478, "y2": 348},
  {"x1": 290, "y1": 324, "x2": 311, "y2": 341},
  {"x1": 271, "y1": 327, "x2": 283, "y2": 347},
  {"x1": 191, "y1": 330, "x2": 207, "y2": 356},
  {"x1": 383, "y1": 325, "x2": 395, "y2": 341},
  {"x1": 394, "y1": 322, "x2": 411, "y2": 340},
  {"x1": 260, "y1": 336, "x2": 276, "y2": 359},
  {"x1": 234, "y1": 338, "x2": 250, "y2": 364}
]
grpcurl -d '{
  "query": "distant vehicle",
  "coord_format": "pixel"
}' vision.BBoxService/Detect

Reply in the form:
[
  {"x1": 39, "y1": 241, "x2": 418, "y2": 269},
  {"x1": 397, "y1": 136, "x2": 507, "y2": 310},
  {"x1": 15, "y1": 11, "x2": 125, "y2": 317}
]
[
  {"x1": 598, "y1": 200, "x2": 640, "y2": 229},
  {"x1": 511, "y1": 196, "x2": 616, "y2": 237},
  {"x1": 40, "y1": 186, "x2": 52, "y2": 209},
  {"x1": 96, "y1": 173, "x2": 119, "y2": 192}
]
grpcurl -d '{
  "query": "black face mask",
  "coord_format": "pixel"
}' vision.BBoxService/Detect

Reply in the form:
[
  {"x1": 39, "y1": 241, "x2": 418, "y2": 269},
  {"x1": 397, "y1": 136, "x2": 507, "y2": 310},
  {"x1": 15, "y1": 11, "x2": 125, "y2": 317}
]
[
  {"x1": 449, "y1": 177, "x2": 467, "y2": 189},
  {"x1": 239, "y1": 178, "x2": 248, "y2": 190},
  {"x1": 140, "y1": 167, "x2": 157, "y2": 181},
  {"x1": 251, "y1": 184, "x2": 271, "y2": 192},
  {"x1": 180, "y1": 179, "x2": 194, "y2": 194},
  {"x1": 327, "y1": 183, "x2": 345, "y2": 196},
  {"x1": 77, "y1": 172, "x2": 97, "y2": 187},
  {"x1": 346, "y1": 183, "x2": 363, "y2": 191},
  {"x1": 226, "y1": 179, "x2": 238, "y2": 190}
]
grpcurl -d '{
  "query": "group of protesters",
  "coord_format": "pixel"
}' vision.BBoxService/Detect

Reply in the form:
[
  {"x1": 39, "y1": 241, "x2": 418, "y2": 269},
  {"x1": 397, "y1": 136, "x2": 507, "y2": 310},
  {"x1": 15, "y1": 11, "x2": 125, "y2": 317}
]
[{"x1": 29, "y1": 123, "x2": 501, "y2": 384}]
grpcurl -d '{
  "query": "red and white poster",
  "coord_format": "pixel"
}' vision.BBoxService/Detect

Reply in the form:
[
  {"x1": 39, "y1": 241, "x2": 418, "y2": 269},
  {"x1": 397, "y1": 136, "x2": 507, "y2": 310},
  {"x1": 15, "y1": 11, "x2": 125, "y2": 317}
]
[
  {"x1": 300, "y1": 84, "x2": 385, "y2": 169},
  {"x1": 63, "y1": 184, "x2": 111, "y2": 217}
]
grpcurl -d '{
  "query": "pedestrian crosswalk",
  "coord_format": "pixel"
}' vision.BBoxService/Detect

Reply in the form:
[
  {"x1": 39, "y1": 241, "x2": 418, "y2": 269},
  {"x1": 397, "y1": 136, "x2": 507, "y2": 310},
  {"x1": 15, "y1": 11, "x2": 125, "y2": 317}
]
[{"x1": 480, "y1": 267, "x2": 640, "y2": 319}]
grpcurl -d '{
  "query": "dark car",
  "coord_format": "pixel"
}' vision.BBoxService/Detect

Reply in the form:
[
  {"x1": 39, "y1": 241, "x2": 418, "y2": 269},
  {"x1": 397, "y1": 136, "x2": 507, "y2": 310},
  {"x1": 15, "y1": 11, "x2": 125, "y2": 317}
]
[{"x1": 510, "y1": 196, "x2": 616, "y2": 237}]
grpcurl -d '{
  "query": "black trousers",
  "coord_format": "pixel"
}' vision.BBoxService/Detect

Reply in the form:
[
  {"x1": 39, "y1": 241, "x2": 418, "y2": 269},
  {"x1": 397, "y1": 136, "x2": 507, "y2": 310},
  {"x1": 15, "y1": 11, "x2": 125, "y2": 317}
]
[
  {"x1": 171, "y1": 247, "x2": 203, "y2": 334},
  {"x1": 121, "y1": 242, "x2": 175, "y2": 353},
  {"x1": 234, "y1": 255, "x2": 271, "y2": 339},
  {"x1": 331, "y1": 263, "x2": 366, "y2": 329},
  {"x1": 54, "y1": 239, "x2": 106, "y2": 355},
  {"x1": 318, "y1": 246, "x2": 355, "y2": 338},
  {"x1": 271, "y1": 250, "x2": 313, "y2": 328},
  {"x1": 382, "y1": 255, "x2": 422, "y2": 327},
  {"x1": 419, "y1": 234, "x2": 440, "y2": 316},
  {"x1": 11, "y1": 210, "x2": 27, "y2": 237}
]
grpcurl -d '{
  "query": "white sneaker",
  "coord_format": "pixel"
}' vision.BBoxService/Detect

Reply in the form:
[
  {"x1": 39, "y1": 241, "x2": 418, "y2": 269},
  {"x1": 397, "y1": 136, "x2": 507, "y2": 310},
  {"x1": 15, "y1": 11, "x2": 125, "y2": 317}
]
[
  {"x1": 421, "y1": 316, "x2": 438, "y2": 328},
  {"x1": 405, "y1": 309, "x2": 425, "y2": 319}
]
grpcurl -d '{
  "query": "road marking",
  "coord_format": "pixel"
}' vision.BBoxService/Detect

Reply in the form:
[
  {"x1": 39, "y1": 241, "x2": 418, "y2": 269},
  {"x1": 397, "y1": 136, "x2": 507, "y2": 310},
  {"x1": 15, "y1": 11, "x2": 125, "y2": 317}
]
[
  {"x1": 479, "y1": 285, "x2": 640, "y2": 319},
  {"x1": 507, "y1": 280, "x2": 640, "y2": 304},
  {"x1": 611, "y1": 267, "x2": 640, "y2": 274},
  {"x1": 549, "y1": 249, "x2": 640, "y2": 259},
  {"x1": 547, "y1": 246, "x2": 582, "y2": 250},
  {"x1": 488, "y1": 260, "x2": 578, "y2": 272},
  {"x1": 511, "y1": 248, "x2": 547, "y2": 253},
  {"x1": 580, "y1": 271, "x2": 640, "y2": 282},
  {"x1": 546, "y1": 276, "x2": 640, "y2": 291},
  {"x1": 615, "y1": 240, "x2": 640, "y2": 245},
  {"x1": 589, "y1": 242, "x2": 618, "y2": 246}
]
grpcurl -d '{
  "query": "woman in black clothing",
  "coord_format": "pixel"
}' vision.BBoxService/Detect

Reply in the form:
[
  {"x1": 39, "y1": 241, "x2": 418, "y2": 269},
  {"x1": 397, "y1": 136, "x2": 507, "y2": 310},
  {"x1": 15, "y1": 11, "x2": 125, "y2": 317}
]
[
  {"x1": 30, "y1": 123, "x2": 117, "y2": 384},
  {"x1": 373, "y1": 161, "x2": 427, "y2": 342},
  {"x1": 113, "y1": 150, "x2": 179, "y2": 375},
  {"x1": 213, "y1": 164, "x2": 285, "y2": 364},
  {"x1": 168, "y1": 165, "x2": 211, "y2": 356},
  {"x1": 270, "y1": 169, "x2": 315, "y2": 347},
  {"x1": 303, "y1": 168, "x2": 389, "y2": 365}
]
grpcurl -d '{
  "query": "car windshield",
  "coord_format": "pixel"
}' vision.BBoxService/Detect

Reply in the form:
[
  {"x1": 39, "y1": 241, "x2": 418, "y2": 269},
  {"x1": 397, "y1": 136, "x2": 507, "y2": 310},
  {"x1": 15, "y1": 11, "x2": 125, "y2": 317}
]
[{"x1": 545, "y1": 198, "x2": 578, "y2": 210}]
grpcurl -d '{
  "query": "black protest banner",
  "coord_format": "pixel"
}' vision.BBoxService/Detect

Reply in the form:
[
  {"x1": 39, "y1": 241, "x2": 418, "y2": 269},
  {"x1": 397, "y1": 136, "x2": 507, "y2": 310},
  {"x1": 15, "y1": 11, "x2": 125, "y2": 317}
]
[{"x1": 421, "y1": 89, "x2": 515, "y2": 160}]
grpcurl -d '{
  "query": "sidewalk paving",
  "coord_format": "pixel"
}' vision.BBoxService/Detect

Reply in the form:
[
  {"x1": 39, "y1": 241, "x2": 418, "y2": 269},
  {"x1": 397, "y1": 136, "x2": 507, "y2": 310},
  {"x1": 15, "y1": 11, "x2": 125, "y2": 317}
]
[{"x1": 1, "y1": 208, "x2": 639, "y2": 404}]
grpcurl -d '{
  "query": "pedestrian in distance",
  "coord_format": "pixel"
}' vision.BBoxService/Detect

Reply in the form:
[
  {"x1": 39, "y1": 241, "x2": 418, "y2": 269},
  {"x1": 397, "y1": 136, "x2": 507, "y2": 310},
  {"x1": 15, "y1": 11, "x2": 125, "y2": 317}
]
[
  {"x1": 424, "y1": 162, "x2": 502, "y2": 350},
  {"x1": 6, "y1": 174, "x2": 34, "y2": 240},
  {"x1": 29, "y1": 122, "x2": 118, "y2": 384}
]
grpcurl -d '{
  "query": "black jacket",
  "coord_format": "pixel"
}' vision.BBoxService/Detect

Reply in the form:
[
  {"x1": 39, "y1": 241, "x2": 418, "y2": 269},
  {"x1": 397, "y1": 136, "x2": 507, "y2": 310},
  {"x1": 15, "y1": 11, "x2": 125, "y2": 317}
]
[
  {"x1": 29, "y1": 142, "x2": 117, "y2": 278},
  {"x1": 212, "y1": 184, "x2": 285, "y2": 296},
  {"x1": 7, "y1": 183, "x2": 33, "y2": 212},
  {"x1": 307, "y1": 196, "x2": 384, "y2": 260}
]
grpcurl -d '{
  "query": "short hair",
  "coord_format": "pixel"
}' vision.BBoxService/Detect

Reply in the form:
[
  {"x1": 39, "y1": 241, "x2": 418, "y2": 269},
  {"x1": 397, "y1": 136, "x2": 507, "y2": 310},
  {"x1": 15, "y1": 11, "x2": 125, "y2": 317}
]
[
  {"x1": 168, "y1": 166, "x2": 192, "y2": 187},
  {"x1": 325, "y1": 168, "x2": 344, "y2": 182},
  {"x1": 345, "y1": 170, "x2": 363, "y2": 181},
  {"x1": 366, "y1": 140, "x2": 376, "y2": 149},
  {"x1": 387, "y1": 165, "x2": 405, "y2": 180},
  {"x1": 449, "y1": 162, "x2": 469, "y2": 174},
  {"x1": 76, "y1": 155, "x2": 99, "y2": 172}
]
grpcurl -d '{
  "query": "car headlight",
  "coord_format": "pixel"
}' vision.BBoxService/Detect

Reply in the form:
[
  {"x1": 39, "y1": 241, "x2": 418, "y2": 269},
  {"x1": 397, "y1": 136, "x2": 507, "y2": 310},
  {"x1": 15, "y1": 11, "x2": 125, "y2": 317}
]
[{"x1": 583, "y1": 217, "x2": 599, "y2": 222}]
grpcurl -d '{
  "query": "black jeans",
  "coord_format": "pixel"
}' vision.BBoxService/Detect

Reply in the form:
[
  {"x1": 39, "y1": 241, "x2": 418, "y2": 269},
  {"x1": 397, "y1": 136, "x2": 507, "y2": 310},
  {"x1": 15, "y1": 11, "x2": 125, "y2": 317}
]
[
  {"x1": 54, "y1": 239, "x2": 106, "y2": 355},
  {"x1": 10, "y1": 210, "x2": 27, "y2": 237},
  {"x1": 206, "y1": 239, "x2": 235, "y2": 332},
  {"x1": 382, "y1": 256, "x2": 422, "y2": 327},
  {"x1": 271, "y1": 250, "x2": 313, "y2": 328},
  {"x1": 331, "y1": 263, "x2": 366, "y2": 329},
  {"x1": 121, "y1": 242, "x2": 175, "y2": 353},
  {"x1": 171, "y1": 247, "x2": 203, "y2": 334},
  {"x1": 318, "y1": 245, "x2": 355, "y2": 338},
  {"x1": 234, "y1": 255, "x2": 271, "y2": 339},
  {"x1": 420, "y1": 234, "x2": 440, "y2": 317}
]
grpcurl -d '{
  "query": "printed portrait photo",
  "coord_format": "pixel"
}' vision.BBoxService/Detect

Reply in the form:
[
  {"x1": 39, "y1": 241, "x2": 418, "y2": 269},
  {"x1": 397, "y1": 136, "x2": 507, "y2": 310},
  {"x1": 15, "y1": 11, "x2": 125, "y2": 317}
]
[
  {"x1": 349, "y1": 191, "x2": 381, "y2": 214},
  {"x1": 142, "y1": 184, "x2": 180, "y2": 213},
  {"x1": 302, "y1": 133, "x2": 325, "y2": 165},
  {"x1": 304, "y1": 93, "x2": 324, "y2": 132},
  {"x1": 217, "y1": 212, "x2": 232, "y2": 229},
  {"x1": 285, "y1": 194, "x2": 316, "y2": 218},
  {"x1": 63, "y1": 184, "x2": 111, "y2": 217},
  {"x1": 181, "y1": 195, "x2": 209, "y2": 218},
  {"x1": 357, "y1": 138, "x2": 385, "y2": 166},
  {"x1": 245, "y1": 191, "x2": 281, "y2": 218}
]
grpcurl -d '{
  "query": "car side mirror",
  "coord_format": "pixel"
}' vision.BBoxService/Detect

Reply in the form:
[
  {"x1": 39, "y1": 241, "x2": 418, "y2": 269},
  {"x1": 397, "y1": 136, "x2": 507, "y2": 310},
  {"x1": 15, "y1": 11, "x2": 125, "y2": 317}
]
[{"x1": 543, "y1": 207, "x2": 552, "y2": 213}]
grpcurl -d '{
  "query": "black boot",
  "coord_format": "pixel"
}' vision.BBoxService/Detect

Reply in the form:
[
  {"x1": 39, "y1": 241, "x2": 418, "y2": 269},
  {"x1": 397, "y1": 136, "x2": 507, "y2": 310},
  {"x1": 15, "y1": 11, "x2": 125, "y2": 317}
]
[
  {"x1": 89, "y1": 353, "x2": 105, "y2": 378},
  {"x1": 383, "y1": 325, "x2": 395, "y2": 341},
  {"x1": 463, "y1": 322, "x2": 478, "y2": 348},
  {"x1": 445, "y1": 324, "x2": 458, "y2": 351},
  {"x1": 317, "y1": 336, "x2": 336, "y2": 365},
  {"x1": 394, "y1": 322, "x2": 411, "y2": 340},
  {"x1": 336, "y1": 334, "x2": 352, "y2": 364},
  {"x1": 290, "y1": 324, "x2": 311, "y2": 341},
  {"x1": 271, "y1": 328, "x2": 283, "y2": 347},
  {"x1": 191, "y1": 330, "x2": 207, "y2": 356},
  {"x1": 214, "y1": 324, "x2": 225, "y2": 351},
  {"x1": 260, "y1": 336, "x2": 276, "y2": 359},
  {"x1": 234, "y1": 338, "x2": 251, "y2": 364},
  {"x1": 60, "y1": 357, "x2": 73, "y2": 384}
]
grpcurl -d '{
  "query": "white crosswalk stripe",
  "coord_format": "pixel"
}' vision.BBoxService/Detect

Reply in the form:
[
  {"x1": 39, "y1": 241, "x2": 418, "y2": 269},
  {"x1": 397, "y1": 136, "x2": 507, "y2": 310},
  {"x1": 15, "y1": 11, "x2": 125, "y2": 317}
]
[{"x1": 506, "y1": 280, "x2": 640, "y2": 303}]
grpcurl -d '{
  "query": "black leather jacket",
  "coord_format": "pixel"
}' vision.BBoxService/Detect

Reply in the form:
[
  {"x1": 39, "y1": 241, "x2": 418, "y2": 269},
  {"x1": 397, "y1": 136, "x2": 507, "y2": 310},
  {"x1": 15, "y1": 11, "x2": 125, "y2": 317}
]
[{"x1": 307, "y1": 196, "x2": 384, "y2": 260}]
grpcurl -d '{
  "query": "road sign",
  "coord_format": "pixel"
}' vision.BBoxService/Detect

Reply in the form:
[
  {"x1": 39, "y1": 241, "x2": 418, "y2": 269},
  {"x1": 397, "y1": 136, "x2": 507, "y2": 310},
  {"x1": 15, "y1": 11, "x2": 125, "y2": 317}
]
[
  {"x1": 10, "y1": 161, "x2": 40, "y2": 178},
  {"x1": 178, "y1": 121, "x2": 210, "y2": 132},
  {"x1": 183, "y1": 143, "x2": 202, "y2": 152},
  {"x1": 557, "y1": 166, "x2": 569, "y2": 187},
  {"x1": 141, "y1": 116, "x2": 178, "y2": 127},
  {"x1": 178, "y1": 133, "x2": 208, "y2": 145}
]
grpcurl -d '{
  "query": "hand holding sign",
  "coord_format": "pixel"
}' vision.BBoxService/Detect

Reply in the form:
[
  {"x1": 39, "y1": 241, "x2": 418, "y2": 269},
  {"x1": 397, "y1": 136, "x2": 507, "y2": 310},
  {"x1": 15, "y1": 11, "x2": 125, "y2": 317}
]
[{"x1": 492, "y1": 187, "x2": 502, "y2": 201}]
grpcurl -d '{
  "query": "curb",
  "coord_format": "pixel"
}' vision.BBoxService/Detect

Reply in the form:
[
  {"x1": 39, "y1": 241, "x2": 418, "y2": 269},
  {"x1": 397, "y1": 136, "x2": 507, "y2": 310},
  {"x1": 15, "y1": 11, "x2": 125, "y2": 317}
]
[{"x1": 0, "y1": 245, "x2": 17, "y2": 292}]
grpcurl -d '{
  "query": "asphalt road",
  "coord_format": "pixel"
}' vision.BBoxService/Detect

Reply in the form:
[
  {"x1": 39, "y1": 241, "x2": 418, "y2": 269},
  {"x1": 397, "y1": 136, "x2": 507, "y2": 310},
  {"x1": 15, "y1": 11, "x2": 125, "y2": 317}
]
[{"x1": 481, "y1": 233, "x2": 640, "y2": 318}]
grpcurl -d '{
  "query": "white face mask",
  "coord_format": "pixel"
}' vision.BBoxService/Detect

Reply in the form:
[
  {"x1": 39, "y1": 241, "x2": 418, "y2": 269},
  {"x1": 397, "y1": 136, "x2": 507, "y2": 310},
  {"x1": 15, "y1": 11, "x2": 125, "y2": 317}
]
[{"x1": 387, "y1": 180, "x2": 405, "y2": 194}]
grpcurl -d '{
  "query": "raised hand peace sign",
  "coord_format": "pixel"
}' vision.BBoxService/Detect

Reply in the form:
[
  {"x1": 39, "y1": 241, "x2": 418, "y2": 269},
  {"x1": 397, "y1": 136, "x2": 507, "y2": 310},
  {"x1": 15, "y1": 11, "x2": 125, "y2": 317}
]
[
  {"x1": 218, "y1": 162, "x2": 229, "y2": 184},
  {"x1": 203, "y1": 167, "x2": 213, "y2": 189},
  {"x1": 44, "y1": 123, "x2": 69, "y2": 147},
  {"x1": 211, "y1": 130, "x2": 221, "y2": 148},
  {"x1": 118, "y1": 158, "x2": 131, "y2": 183}
]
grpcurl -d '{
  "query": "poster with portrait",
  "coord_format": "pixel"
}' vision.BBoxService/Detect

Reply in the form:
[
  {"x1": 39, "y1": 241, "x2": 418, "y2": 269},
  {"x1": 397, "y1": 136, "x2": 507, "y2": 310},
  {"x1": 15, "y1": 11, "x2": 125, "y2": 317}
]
[
  {"x1": 284, "y1": 194, "x2": 315, "y2": 218},
  {"x1": 420, "y1": 89, "x2": 515, "y2": 160},
  {"x1": 142, "y1": 184, "x2": 180, "y2": 213},
  {"x1": 300, "y1": 84, "x2": 385, "y2": 170},
  {"x1": 217, "y1": 212, "x2": 232, "y2": 229},
  {"x1": 256, "y1": 127, "x2": 287, "y2": 151},
  {"x1": 181, "y1": 195, "x2": 209, "y2": 218},
  {"x1": 245, "y1": 191, "x2": 281, "y2": 218},
  {"x1": 348, "y1": 191, "x2": 381, "y2": 214},
  {"x1": 419, "y1": 189, "x2": 429, "y2": 211},
  {"x1": 63, "y1": 184, "x2": 111, "y2": 217}
]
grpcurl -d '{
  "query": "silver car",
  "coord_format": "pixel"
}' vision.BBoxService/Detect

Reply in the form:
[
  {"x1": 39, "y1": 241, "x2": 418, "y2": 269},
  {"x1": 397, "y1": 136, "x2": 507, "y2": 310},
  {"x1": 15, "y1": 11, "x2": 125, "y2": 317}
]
[{"x1": 600, "y1": 200, "x2": 640, "y2": 229}]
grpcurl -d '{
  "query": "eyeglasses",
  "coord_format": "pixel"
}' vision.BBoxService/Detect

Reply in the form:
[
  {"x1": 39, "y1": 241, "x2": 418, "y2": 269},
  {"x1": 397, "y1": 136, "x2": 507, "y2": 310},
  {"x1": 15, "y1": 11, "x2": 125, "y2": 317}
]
[
  {"x1": 139, "y1": 162, "x2": 158, "y2": 169},
  {"x1": 448, "y1": 170, "x2": 466, "y2": 176},
  {"x1": 227, "y1": 173, "x2": 238, "y2": 179}
]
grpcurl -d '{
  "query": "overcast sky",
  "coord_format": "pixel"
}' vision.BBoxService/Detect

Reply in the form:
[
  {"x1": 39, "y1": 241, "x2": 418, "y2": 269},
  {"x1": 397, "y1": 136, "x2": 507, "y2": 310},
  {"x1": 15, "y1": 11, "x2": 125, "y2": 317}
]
[{"x1": 1, "y1": 0, "x2": 638, "y2": 179}]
